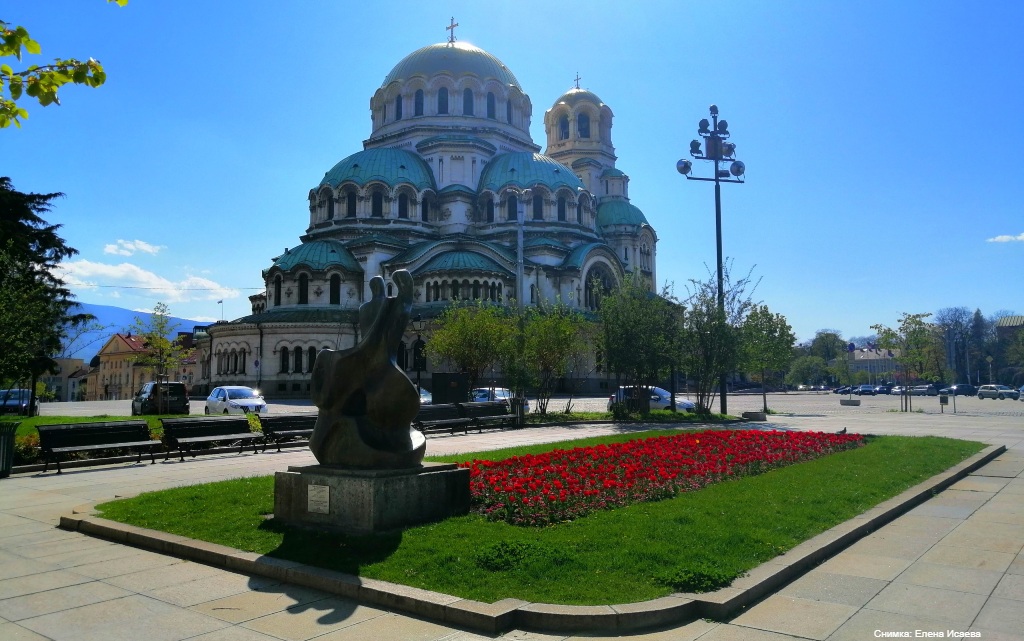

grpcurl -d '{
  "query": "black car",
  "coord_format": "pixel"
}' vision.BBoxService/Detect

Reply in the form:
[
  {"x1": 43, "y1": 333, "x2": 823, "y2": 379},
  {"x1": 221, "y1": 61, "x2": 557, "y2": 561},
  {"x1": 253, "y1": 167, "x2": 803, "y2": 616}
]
[
  {"x1": 939, "y1": 383, "x2": 977, "y2": 396},
  {"x1": 131, "y1": 382, "x2": 190, "y2": 415},
  {"x1": 0, "y1": 388, "x2": 36, "y2": 415}
]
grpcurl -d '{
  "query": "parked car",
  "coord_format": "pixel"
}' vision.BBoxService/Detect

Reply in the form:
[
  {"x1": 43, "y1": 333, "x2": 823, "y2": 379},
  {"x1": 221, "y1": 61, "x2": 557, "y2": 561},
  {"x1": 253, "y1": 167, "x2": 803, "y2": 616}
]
[
  {"x1": 471, "y1": 387, "x2": 530, "y2": 413},
  {"x1": 0, "y1": 388, "x2": 36, "y2": 415},
  {"x1": 911, "y1": 385, "x2": 938, "y2": 396},
  {"x1": 1019, "y1": 385, "x2": 1024, "y2": 400},
  {"x1": 607, "y1": 386, "x2": 695, "y2": 412},
  {"x1": 131, "y1": 381, "x2": 190, "y2": 415},
  {"x1": 874, "y1": 385, "x2": 892, "y2": 395},
  {"x1": 890, "y1": 385, "x2": 906, "y2": 395},
  {"x1": 977, "y1": 384, "x2": 1020, "y2": 400},
  {"x1": 205, "y1": 386, "x2": 267, "y2": 415},
  {"x1": 833, "y1": 385, "x2": 851, "y2": 394},
  {"x1": 852, "y1": 385, "x2": 876, "y2": 396},
  {"x1": 418, "y1": 387, "x2": 432, "y2": 405},
  {"x1": 939, "y1": 383, "x2": 977, "y2": 396}
]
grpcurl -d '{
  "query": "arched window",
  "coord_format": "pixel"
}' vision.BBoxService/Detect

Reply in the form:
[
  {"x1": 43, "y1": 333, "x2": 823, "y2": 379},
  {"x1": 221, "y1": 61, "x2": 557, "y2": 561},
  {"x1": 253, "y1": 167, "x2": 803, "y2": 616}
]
[
  {"x1": 506, "y1": 195, "x2": 518, "y2": 221},
  {"x1": 231, "y1": 351, "x2": 238, "y2": 373},
  {"x1": 576, "y1": 202, "x2": 583, "y2": 224},
  {"x1": 578, "y1": 113, "x2": 590, "y2": 138},
  {"x1": 462, "y1": 88, "x2": 474, "y2": 115},
  {"x1": 557, "y1": 196, "x2": 567, "y2": 221},
  {"x1": 326, "y1": 193, "x2": 334, "y2": 220},
  {"x1": 506, "y1": 100, "x2": 512, "y2": 124},
  {"x1": 293, "y1": 347, "x2": 302, "y2": 373},
  {"x1": 398, "y1": 193, "x2": 408, "y2": 218},
  {"x1": 472, "y1": 281, "x2": 480, "y2": 299},
  {"x1": 394, "y1": 95, "x2": 402, "y2": 120},
  {"x1": 279, "y1": 347, "x2": 289, "y2": 373},
  {"x1": 273, "y1": 275, "x2": 282, "y2": 306},
  {"x1": 307, "y1": 347, "x2": 316, "y2": 373},
  {"x1": 451, "y1": 280, "x2": 460, "y2": 299},
  {"x1": 420, "y1": 198, "x2": 429, "y2": 222},
  {"x1": 398, "y1": 341, "x2": 408, "y2": 370},
  {"x1": 298, "y1": 274, "x2": 308, "y2": 305},
  {"x1": 432, "y1": 282, "x2": 440, "y2": 301},
  {"x1": 371, "y1": 192, "x2": 383, "y2": 217},
  {"x1": 486, "y1": 198, "x2": 494, "y2": 223},
  {"x1": 329, "y1": 274, "x2": 341, "y2": 305},
  {"x1": 532, "y1": 194, "x2": 543, "y2": 220},
  {"x1": 438, "y1": 87, "x2": 448, "y2": 114},
  {"x1": 425, "y1": 281, "x2": 432, "y2": 302},
  {"x1": 486, "y1": 92, "x2": 496, "y2": 119},
  {"x1": 558, "y1": 115, "x2": 569, "y2": 140},
  {"x1": 386, "y1": 282, "x2": 393, "y2": 297},
  {"x1": 414, "y1": 89, "x2": 424, "y2": 116},
  {"x1": 346, "y1": 192, "x2": 357, "y2": 217},
  {"x1": 239, "y1": 349, "x2": 246, "y2": 374}
]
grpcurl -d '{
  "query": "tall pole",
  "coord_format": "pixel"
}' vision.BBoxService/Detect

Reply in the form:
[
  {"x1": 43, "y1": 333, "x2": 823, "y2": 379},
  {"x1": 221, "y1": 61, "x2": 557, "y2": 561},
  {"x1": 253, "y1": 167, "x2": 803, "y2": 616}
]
[{"x1": 713, "y1": 110, "x2": 727, "y2": 415}]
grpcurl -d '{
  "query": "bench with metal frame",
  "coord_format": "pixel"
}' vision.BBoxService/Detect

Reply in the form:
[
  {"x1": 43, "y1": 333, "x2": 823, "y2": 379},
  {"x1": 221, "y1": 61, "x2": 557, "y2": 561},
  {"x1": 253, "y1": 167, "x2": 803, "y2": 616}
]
[
  {"x1": 259, "y1": 414, "x2": 317, "y2": 452},
  {"x1": 37, "y1": 421, "x2": 161, "y2": 474},
  {"x1": 412, "y1": 403, "x2": 472, "y2": 435},
  {"x1": 458, "y1": 400, "x2": 517, "y2": 432},
  {"x1": 160, "y1": 416, "x2": 262, "y2": 461}
]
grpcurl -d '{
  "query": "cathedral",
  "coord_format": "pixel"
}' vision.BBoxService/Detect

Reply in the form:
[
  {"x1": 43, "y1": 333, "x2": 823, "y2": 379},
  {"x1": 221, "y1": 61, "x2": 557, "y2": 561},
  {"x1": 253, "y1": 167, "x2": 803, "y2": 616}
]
[{"x1": 197, "y1": 28, "x2": 658, "y2": 398}]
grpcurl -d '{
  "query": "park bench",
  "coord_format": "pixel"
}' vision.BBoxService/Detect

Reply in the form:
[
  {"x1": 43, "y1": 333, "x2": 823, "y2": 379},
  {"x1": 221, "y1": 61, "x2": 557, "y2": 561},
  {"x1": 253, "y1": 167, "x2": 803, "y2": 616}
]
[
  {"x1": 260, "y1": 414, "x2": 317, "y2": 452},
  {"x1": 160, "y1": 416, "x2": 262, "y2": 461},
  {"x1": 36, "y1": 421, "x2": 161, "y2": 474},
  {"x1": 412, "y1": 403, "x2": 472, "y2": 435},
  {"x1": 458, "y1": 400, "x2": 517, "y2": 432}
]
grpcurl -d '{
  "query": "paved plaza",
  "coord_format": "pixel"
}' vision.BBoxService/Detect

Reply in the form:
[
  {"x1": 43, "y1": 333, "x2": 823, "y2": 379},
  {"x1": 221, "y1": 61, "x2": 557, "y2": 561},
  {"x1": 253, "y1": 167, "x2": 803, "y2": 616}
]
[{"x1": 2, "y1": 393, "x2": 1023, "y2": 640}]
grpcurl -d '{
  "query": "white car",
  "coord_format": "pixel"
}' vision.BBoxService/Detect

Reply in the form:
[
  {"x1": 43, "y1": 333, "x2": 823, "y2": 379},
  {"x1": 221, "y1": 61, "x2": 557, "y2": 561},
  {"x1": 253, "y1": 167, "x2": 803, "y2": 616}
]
[
  {"x1": 471, "y1": 387, "x2": 529, "y2": 413},
  {"x1": 205, "y1": 386, "x2": 268, "y2": 414},
  {"x1": 608, "y1": 386, "x2": 695, "y2": 412},
  {"x1": 977, "y1": 384, "x2": 1020, "y2": 400}
]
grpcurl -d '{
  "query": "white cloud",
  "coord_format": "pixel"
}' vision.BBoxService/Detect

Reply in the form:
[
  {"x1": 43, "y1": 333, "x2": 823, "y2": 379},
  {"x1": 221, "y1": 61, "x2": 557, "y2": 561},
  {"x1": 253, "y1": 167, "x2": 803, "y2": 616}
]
[
  {"x1": 986, "y1": 232, "x2": 1024, "y2": 243},
  {"x1": 56, "y1": 259, "x2": 240, "y2": 303},
  {"x1": 103, "y1": 239, "x2": 165, "y2": 256}
]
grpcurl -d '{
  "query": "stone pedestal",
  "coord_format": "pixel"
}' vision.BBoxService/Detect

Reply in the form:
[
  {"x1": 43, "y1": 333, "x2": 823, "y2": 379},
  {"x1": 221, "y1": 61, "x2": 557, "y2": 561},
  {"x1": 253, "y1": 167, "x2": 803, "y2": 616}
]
[{"x1": 273, "y1": 462, "x2": 470, "y2": 535}]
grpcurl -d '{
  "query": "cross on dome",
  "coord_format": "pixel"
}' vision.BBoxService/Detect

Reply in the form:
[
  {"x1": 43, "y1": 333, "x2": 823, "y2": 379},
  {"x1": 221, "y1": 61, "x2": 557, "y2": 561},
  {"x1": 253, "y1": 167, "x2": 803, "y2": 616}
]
[
  {"x1": 446, "y1": 17, "x2": 458, "y2": 45},
  {"x1": 574, "y1": 73, "x2": 581, "y2": 89}
]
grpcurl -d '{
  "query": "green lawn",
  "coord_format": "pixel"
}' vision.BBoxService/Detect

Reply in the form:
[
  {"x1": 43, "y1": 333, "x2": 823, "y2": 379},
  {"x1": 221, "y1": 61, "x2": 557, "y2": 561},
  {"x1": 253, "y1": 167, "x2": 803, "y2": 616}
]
[{"x1": 95, "y1": 432, "x2": 984, "y2": 605}]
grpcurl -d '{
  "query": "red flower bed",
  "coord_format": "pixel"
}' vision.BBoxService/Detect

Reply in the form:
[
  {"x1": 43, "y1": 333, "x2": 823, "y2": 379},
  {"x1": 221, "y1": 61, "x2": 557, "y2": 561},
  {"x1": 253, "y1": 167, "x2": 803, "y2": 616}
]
[{"x1": 462, "y1": 430, "x2": 863, "y2": 526}]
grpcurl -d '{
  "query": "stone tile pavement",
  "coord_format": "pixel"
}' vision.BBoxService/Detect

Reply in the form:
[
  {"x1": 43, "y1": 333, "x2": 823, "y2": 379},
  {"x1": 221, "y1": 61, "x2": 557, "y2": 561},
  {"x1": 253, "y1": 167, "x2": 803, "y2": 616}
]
[{"x1": 1, "y1": 395, "x2": 1023, "y2": 639}]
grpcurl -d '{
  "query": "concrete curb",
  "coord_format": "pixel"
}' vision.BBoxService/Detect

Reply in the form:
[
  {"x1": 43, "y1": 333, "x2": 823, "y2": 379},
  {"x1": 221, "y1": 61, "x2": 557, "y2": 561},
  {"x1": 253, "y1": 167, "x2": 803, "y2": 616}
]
[{"x1": 57, "y1": 443, "x2": 1006, "y2": 634}]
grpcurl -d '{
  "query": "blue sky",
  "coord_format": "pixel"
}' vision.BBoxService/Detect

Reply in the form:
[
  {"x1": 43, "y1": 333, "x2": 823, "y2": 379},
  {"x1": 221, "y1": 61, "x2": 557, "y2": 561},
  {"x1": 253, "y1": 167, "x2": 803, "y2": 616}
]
[{"x1": 5, "y1": 0, "x2": 1021, "y2": 342}]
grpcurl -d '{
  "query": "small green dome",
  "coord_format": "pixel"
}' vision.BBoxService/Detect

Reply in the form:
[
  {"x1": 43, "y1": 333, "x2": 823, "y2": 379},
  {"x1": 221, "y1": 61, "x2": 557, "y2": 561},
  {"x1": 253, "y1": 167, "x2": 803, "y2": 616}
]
[
  {"x1": 383, "y1": 42, "x2": 521, "y2": 90},
  {"x1": 270, "y1": 240, "x2": 362, "y2": 273},
  {"x1": 596, "y1": 200, "x2": 649, "y2": 227},
  {"x1": 414, "y1": 251, "x2": 511, "y2": 277},
  {"x1": 320, "y1": 149, "x2": 435, "y2": 190},
  {"x1": 553, "y1": 87, "x2": 605, "y2": 108},
  {"x1": 478, "y1": 152, "x2": 584, "y2": 193}
]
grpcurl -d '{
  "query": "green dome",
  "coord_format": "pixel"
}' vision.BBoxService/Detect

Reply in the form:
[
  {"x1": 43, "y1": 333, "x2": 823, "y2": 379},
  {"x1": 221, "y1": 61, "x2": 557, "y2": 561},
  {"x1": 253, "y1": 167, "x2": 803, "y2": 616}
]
[
  {"x1": 382, "y1": 42, "x2": 521, "y2": 90},
  {"x1": 478, "y1": 153, "x2": 584, "y2": 193},
  {"x1": 270, "y1": 240, "x2": 362, "y2": 273},
  {"x1": 320, "y1": 149, "x2": 435, "y2": 190},
  {"x1": 596, "y1": 200, "x2": 649, "y2": 227},
  {"x1": 553, "y1": 87, "x2": 605, "y2": 108},
  {"x1": 414, "y1": 251, "x2": 511, "y2": 277}
]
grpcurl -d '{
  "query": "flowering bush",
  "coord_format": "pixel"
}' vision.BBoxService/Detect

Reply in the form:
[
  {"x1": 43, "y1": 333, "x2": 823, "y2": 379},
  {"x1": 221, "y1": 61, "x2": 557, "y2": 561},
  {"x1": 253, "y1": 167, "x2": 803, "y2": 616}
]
[{"x1": 462, "y1": 430, "x2": 863, "y2": 526}]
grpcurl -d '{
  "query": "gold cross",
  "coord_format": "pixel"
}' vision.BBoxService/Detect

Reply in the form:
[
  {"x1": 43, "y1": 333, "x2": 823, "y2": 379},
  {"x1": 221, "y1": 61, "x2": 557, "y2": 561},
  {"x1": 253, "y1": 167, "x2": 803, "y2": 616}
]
[
  {"x1": 574, "y1": 73, "x2": 581, "y2": 89},
  {"x1": 446, "y1": 17, "x2": 458, "y2": 44}
]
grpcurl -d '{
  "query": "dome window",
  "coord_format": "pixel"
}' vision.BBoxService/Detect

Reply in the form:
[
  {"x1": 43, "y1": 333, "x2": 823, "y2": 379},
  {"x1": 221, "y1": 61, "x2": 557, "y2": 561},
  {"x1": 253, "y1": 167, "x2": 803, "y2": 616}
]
[
  {"x1": 578, "y1": 113, "x2": 590, "y2": 138},
  {"x1": 506, "y1": 194, "x2": 518, "y2": 221},
  {"x1": 421, "y1": 198, "x2": 430, "y2": 222},
  {"x1": 279, "y1": 347, "x2": 289, "y2": 373},
  {"x1": 506, "y1": 100, "x2": 512, "y2": 124},
  {"x1": 398, "y1": 193, "x2": 409, "y2": 219},
  {"x1": 293, "y1": 347, "x2": 303, "y2": 373},
  {"x1": 330, "y1": 274, "x2": 341, "y2": 305},
  {"x1": 532, "y1": 194, "x2": 543, "y2": 220},
  {"x1": 576, "y1": 202, "x2": 583, "y2": 224},
  {"x1": 346, "y1": 192, "x2": 357, "y2": 218},
  {"x1": 372, "y1": 192, "x2": 384, "y2": 217},
  {"x1": 273, "y1": 275, "x2": 282, "y2": 307},
  {"x1": 394, "y1": 95, "x2": 403, "y2": 121},
  {"x1": 438, "y1": 88, "x2": 449, "y2": 114},
  {"x1": 487, "y1": 92, "x2": 496, "y2": 119},
  {"x1": 558, "y1": 115, "x2": 569, "y2": 140},
  {"x1": 307, "y1": 347, "x2": 316, "y2": 373},
  {"x1": 414, "y1": 89, "x2": 424, "y2": 116},
  {"x1": 557, "y1": 196, "x2": 567, "y2": 222},
  {"x1": 326, "y1": 194, "x2": 335, "y2": 220},
  {"x1": 463, "y1": 88, "x2": 474, "y2": 115},
  {"x1": 486, "y1": 198, "x2": 495, "y2": 223},
  {"x1": 298, "y1": 274, "x2": 309, "y2": 305}
]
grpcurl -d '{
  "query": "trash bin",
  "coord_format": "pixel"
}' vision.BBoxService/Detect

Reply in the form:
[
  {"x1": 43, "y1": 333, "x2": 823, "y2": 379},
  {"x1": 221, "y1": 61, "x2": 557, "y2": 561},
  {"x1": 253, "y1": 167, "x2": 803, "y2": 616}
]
[{"x1": 0, "y1": 422, "x2": 19, "y2": 479}]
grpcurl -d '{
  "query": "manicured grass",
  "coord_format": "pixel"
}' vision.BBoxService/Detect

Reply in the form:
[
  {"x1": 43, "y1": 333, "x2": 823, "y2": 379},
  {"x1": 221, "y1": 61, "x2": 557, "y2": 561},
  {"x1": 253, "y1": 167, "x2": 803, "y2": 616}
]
[{"x1": 95, "y1": 433, "x2": 984, "y2": 605}]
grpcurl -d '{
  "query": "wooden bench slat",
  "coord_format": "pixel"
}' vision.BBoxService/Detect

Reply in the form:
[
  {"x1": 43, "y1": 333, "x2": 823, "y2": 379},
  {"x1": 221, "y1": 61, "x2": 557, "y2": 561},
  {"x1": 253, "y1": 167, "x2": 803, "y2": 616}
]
[
  {"x1": 37, "y1": 421, "x2": 159, "y2": 473},
  {"x1": 159, "y1": 417, "x2": 262, "y2": 461}
]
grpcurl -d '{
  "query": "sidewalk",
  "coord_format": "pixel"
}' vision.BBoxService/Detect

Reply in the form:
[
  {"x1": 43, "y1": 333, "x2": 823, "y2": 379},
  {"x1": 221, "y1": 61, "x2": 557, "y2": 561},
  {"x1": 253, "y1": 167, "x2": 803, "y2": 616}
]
[{"x1": 1, "y1": 407, "x2": 1022, "y2": 640}]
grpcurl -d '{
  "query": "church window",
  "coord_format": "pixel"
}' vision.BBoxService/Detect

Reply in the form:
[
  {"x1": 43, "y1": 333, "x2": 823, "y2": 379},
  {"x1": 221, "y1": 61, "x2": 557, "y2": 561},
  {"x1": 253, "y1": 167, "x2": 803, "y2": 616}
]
[
  {"x1": 421, "y1": 198, "x2": 429, "y2": 222},
  {"x1": 398, "y1": 193, "x2": 408, "y2": 218},
  {"x1": 414, "y1": 89, "x2": 424, "y2": 116},
  {"x1": 624, "y1": 247, "x2": 629, "y2": 261},
  {"x1": 558, "y1": 115, "x2": 569, "y2": 140},
  {"x1": 329, "y1": 272, "x2": 342, "y2": 303},
  {"x1": 506, "y1": 195, "x2": 518, "y2": 221},
  {"x1": 387, "y1": 282, "x2": 393, "y2": 297},
  {"x1": 293, "y1": 347, "x2": 302, "y2": 373},
  {"x1": 557, "y1": 196, "x2": 566, "y2": 221},
  {"x1": 463, "y1": 88, "x2": 474, "y2": 115},
  {"x1": 532, "y1": 194, "x2": 543, "y2": 220},
  {"x1": 487, "y1": 92, "x2": 496, "y2": 119},
  {"x1": 578, "y1": 113, "x2": 590, "y2": 138},
  {"x1": 486, "y1": 198, "x2": 494, "y2": 223},
  {"x1": 371, "y1": 192, "x2": 383, "y2": 217},
  {"x1": 326, "y1": 194, "x2": 334, "y2": 220},
  {"x1": 279, "y1": 347, "x2": 289, "y2": 373},
  {"x1": 346, "y1": 192, "x2": 356, "y2": 217},
  {"x1": 604, "y1": 180, "x2": 608, "y2": 195},
  {"x1": 298, "y1": 274, "x2": 309, "y2": 304},
  {"x1": 506, "y1": 100, "x2": 512, "y2": 124},
  {"x1": 307, "y1": 347, "x2": 316, "y2": 373},
  {"x1": 432, "y1": 282, "x2": 440, "y2": 301},
  {"x1": 398, "y1": 341, "x2": 408, "y2": 370},
  {"x1": 329, "y1": 274, "x2": 341, "y2": 304},
  {"x1": 231, "y1": 351, "x2": 238, "y2": 374},
  {"x1": 472, "y1": 280, "x2": 480, "y2": 299},
  {"x1": 273, "y1": 275, "x2": 282, "y2": 307},
  {"x1": 239, "y1": 349, "x2": 246, "y2": 374},
  {"x1": 425, "y1": 281, "x2": 432, "y2": 302},
  {"x1": 576, "y1": 202, "x2": 583, "y2": 224},
  {"x1": 438, "y1": 87, "x2": 448, "y2": 114},
  {"x1": 394, "y1": 95, "x2": 402, "y2": 120}
]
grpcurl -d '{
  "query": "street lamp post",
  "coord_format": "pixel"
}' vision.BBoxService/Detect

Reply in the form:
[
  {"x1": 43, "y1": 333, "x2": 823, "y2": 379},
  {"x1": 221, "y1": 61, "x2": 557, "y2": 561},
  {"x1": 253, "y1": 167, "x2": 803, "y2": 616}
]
[
  {"x1": 412, "y1": 315, "x2": 426, "y2": 392},
  {"x1": 677, "y1": 104, "x2": 745, "y2": 415}
]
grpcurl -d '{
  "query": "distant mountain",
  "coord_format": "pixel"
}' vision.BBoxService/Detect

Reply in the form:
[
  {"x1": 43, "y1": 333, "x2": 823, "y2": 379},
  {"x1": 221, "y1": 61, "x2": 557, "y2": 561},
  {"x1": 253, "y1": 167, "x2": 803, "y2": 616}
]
[{"x1": 61, "y1": 302, "x2": 210, "y2": 362}]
